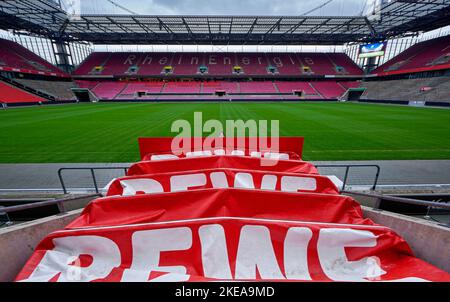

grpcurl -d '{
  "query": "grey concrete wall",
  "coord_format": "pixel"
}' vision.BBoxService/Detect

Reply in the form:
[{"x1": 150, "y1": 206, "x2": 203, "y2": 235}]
[
  {"x1": 362, "y1": 207, "x2": 450, "y2": 273},
  {"x1": 0, "y1": 209, "x2": 82, "y2": 282}
]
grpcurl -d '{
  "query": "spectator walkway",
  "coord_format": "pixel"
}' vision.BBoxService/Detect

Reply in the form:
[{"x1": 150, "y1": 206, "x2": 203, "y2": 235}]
[{"x1": 0, "y1": 160, "x2": 449, "y2": 193}]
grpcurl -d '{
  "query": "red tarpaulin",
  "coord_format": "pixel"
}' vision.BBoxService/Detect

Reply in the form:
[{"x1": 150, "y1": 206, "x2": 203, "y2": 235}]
[
  {"x1": 67, "y1": 189, "x2": 369, "y2": 229},
  {"x1": 16, "y1": 217, "x2": 450, "y2": 282},
  {"x1": 127, "y1": 156, "x2": 318, "y2": 176},
  {"x1": 15, "y1": 138, "x2": 450, "y2": 282},
  {"x1": 105, "y1": 169, "x2": 339, "y2": 197}
]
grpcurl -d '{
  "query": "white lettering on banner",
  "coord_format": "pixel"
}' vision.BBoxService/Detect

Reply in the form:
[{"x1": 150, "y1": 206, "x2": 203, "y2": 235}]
[
  {"x1": 209, "y1": 172, "x2": 229, "y2": 188},
  {"x1": 263, "y1": 152, "x2": 290, "y2": 160},
  {"x1": 122, "y1": 228, "x2": 192, "y2": 282},
  {"x1": 261, "y1": 175, "x2": 277, "y2": 190},
  {"x1": 317, "y1": 229, "x2": 386, "y2": 282},
  {"x1": 171, "y1": 174, "x2": 207, "y2": 192},
  {"x1": 24, "y1": 236, "x2": 121, "y2": 282},
  {"x1": 23, "y1": 225, "x2": 430, "y2": 282},
  {"x1": 150, "y1": 154, "x2": 179, "y2": 161},
  {"x1": 281, "y1": 176, "x2": 317, "y2": 192},
  {"x1": 209, "y1": 55, "x2": 216, "y2": 65},
  {"x1": 235, "y1": 226, "x2": 284, "y2": 280},
  {"x1": 117, "y1": 173, "x2": 319, "y2": 195},
  {"x1": 234, "y1": 173, "x2": 255, "y2": 189},
  {"x1": 284, "y1": 228, "x2": 313, "y2": 280},
  {"x1": 186, "y1": 151, "x2": 213, "y2": 158},
  {"x1": 149, "y1": 150, "x2": 290, "y2": 161},
  {"x1": 230, "y1": 150, "x2": 246, "y2": 156},
  {"x1": 199, "y1": 225, "x2": 233, "y2": 279},
  {"x1": 121, "y1": 179, "x2": 164, "y2": 196}
]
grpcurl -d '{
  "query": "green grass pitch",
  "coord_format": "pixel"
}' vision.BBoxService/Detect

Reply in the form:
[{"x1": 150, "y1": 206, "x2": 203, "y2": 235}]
[{"x1": 1, "y1": 102, "x2": 450, "y2": 163}]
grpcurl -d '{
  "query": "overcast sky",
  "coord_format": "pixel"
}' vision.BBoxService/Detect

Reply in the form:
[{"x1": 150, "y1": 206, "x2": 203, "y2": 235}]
[{"x1": 79, "y1": 0, "x2": 368, "y2": 16}]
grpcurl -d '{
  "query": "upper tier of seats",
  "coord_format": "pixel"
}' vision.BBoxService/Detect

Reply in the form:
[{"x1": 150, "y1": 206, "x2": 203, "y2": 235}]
[
  {"x1": 0, "y1": 39, "x2": 68, "y2": 78},
  {"x1": 73, "y1": 52, "x2": 363, "y2": 77},
  {"x1": 373, "y1": 35, "x2": 450, "y2": 76}
]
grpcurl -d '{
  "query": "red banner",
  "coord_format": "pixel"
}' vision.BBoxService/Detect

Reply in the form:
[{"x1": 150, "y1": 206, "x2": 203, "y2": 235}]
[
  {"x1": 106, "y1": 169, "x2": 339, "y2": 197},
  {"x1": 127, "y1": 156, "x2": 318, "y2": 176},
  {"x1": 67, "y1": 189, "x2": 369, "y2": 229},
  {"x1": 15, "y1": 137, "x2": 450, "y2": 282},
  {"x1": 138, "y1": 137, "x2": 304, "y2": 160},
  {"x1": 16, "y1": 217, "x2": 450, "y2": 282}
]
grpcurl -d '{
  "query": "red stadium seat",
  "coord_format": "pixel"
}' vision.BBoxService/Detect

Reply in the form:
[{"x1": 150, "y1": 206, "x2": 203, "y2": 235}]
[
  {"x1": 74, "y1": 51, "x2": 362, "y2": 77},
  {"x1": 91, "y1": 82, "x2": 127, "y2": 100},
  {"x1": 0, "y1": 81, "x2": 46, "y2": 104},
  {"x1": 373, "y1": 35, "x2": 450, "y2": 76},
  {"x1": 0, "y1": 39, "x2": 68, "y2": 77},
  {"x1": 311, "y1": 81, "x2": 346, "y2": 99}
]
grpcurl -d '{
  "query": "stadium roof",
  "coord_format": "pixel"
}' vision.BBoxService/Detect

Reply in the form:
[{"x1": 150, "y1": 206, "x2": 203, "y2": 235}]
[{"x1": 0, "y1": 0, "x2": 449, "y2": 45}]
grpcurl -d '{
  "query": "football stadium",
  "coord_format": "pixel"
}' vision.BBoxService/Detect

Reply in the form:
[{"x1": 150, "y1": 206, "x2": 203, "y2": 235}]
[{"x1": 0, "y1": 0, "x2": 449, "y2": 284}]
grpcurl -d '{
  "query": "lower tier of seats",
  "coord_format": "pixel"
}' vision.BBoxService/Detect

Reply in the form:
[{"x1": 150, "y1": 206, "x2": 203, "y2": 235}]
[
  {"x1": 361, "y1": 77, "x2": 450, "y2": 102},
  {"x1": 0, "y1": 80, "x2": 47, "y2": 104},
  {"x1": 76, "y1": 80, "x2": 358, "y2": 100}
]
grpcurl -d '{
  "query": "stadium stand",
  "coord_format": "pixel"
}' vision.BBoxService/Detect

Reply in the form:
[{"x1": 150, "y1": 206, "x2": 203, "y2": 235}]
[
  {"x1": 266, "y1": 53, "x2": 299, "y2": 75},
  {"x1": 298, "y1": 53, "x2": 337, "y2": 75},
  {"x1": 311, "y1": 81, "x2": 347, "y2": 99},
  {"x1": 239, "y1": 81, "x2": 278, "y2": 94},
  {"x1": 373, "y1": 35, "x2": 450, "y2": 76},
  {"x1": 275, "y1": 81, "x2": 320, "y2": 95},
  {"x1": 120, "y1": 82, "x2": 165, "y2": 94},
  {"x1": 329, "y1": 53, "x2": 364, "y2": 75},
  {"x1": 75, "y1": 80, "x2": 100, "y2": 90},
  {"x1": 361, "y1": 77, "x2": 450, "y2": 102},
  {"x1": 73, "y1": 52, "x2": 363, "y2": 77},
  {"x1": 72, "y1": 79, "x2": 362, "y2": 100},
  {"x1": 172, "y1": 53, "x2": 202, "y2": 75},
  {"x1": 13, "y1": 79, "x2": 76, "y2": 101},
  {"x1": 339, "y1": 81, "x2": 361, "y2": 90},
  {"x1": 163, "y1": 81, "x2": 201, "y2": 93},
  {"x1": 206, "y1": 54, "x2": 236, "y2": 75},
  {"x1": 72, "y1": 53, "x2": 110, "y2": 76},
  {"x1": 91, "y1": 82, "x2": 127, "y2": 100},
  {"x1": 201, "y1": 81, "x2": 240, "y2": 93},
  {"x1": 0, "y1": 38, "x2": 68, "y2": 77},
  {"x1": 0, "y1": 80, "x2": 46, "y2": 103}
]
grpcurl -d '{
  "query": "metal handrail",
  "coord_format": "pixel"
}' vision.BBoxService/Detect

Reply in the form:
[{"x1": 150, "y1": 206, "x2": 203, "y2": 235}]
[
  {"x1": 0, "y1": 194, "x2": 101, "y2": 214},
  {"x1": 57, "y1": 164, "x2": 381, "y2": 194},
  {"x1": 316, "y1": 164, "x2": 381, "y2": 191},
  {"x1": 344, "y1": 191, "x2": 450, "y2": 211},
  {"x1": 58, "y1": 167, "x2": 129, "y2": 194},
  {"x1": 344, "y1": 191, "x2": 450, "y2": 227}
]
